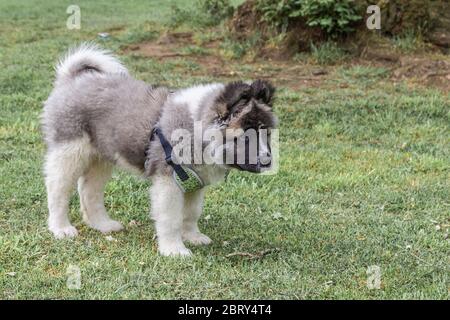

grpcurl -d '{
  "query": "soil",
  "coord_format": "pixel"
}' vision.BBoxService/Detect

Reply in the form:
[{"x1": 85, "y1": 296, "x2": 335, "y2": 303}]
[
  {"x1": 123, "y1": 32, "x2": 450, "y2": 92},
  {"x1": 393, "y1": 57, "x2": 450, "y2": 89}
]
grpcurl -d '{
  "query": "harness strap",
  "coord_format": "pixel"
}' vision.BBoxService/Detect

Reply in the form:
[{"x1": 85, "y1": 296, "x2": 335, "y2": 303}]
[{"x1": 152, "y1": 127, "x2": 189, "y2": 181}]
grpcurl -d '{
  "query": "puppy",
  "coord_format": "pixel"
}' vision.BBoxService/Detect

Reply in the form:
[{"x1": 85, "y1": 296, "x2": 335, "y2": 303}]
[{"x1": 42, "y1": 44, "x2": 277, "y2": 256}]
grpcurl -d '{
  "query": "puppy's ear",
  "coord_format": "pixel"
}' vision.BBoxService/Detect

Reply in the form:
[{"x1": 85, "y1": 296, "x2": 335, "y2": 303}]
[
  {"x1": 220, "y1": 81, "x2": 252, "y2": 110},
  {"x1": 251, "y1": 80, "x2": 275, "y2": 107}
]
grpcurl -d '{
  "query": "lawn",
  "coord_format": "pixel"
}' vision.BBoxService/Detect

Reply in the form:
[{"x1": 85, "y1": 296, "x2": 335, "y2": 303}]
[{"x1": 0, "y1": 0, "x2": 449, "y2": 299}]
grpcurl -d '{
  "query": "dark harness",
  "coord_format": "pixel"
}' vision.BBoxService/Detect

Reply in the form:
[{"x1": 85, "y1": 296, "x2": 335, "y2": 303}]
[{"x1": 148, "y1": 127, "x2": 205, "y2": 193}]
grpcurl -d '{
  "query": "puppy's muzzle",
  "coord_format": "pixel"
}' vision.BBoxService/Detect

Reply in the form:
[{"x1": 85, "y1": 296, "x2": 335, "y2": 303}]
[
  {"x1": 236, "y1": 143, "x2": 272, "y2": 173},
  {"x1": 236, "y1": 155, "x2": 271, "y2": 173}
]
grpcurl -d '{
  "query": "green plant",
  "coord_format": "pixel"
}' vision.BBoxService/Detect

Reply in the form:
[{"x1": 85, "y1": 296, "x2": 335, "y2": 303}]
[
  {"x1": 197, "y1": 0, "x2": 234, "y2": 23},
  {"x1": 167, "y1": 5, "x2": 194, "y2": 28},
  {"x1": 393, "y1": 31, "x2": 425, "y2": 53},
  {"x1": 300, "y1": 0, "x2": 361, "y2": 34},
  {"x1": 257, "y1": 0, "x2": 297, "y2": 31},
  {"x1": 257, "y1": 0, "x2": 362, "y2": 36},
  {"x1": 168, "y1": 0, "x2": 234, "y2": 28},
  {"x1": 310, "y1": 41, "x2": 347, "y2": 64},
  {"x1": 220, "y1": 32, "x2": 262, "y2": 59}
]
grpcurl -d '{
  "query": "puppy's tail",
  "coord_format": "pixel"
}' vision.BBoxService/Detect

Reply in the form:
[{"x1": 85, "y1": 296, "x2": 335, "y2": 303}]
[{"x1": 55, "y1": 43, "x2": 128, "y2": 83}]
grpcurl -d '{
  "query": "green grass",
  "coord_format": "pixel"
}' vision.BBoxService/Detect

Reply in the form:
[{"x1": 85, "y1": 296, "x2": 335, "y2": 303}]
[
  {"x1": 310, "y1": 41, "x2": 348, "y2": 65},
  {"x1": 392, "y1": 31, "x2": 426, "y2": 53},
  {"x1": 0, "y1": 0, "x2": 449, "y2": 299}
]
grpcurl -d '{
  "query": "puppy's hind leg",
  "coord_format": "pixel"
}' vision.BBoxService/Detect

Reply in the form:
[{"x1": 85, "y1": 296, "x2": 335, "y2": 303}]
[
  {"x1": 182, "y1": 189, "x2": 211, "y2": 245},
  {"x1": 78, "y1": 159, "x2": 123, "y2": 233},
  {"x1": 45, "y1": 139, "x2": 90, "y2": 239},
  {"x1": 150, "y1": 175, "x2": 191, "y2": 256}
]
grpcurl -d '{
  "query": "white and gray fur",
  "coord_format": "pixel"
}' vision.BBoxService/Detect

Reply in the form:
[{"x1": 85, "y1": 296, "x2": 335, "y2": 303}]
[{"x1": 42, "y1": 44, "x2": 277, "y2": 256}]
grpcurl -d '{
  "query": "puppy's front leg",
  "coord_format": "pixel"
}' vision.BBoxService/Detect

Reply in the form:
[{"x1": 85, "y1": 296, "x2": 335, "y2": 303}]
[
  {"x1": 183, "y1": 189, "x2": 212, "y2": 245},
  {"x1": 150, "y1": 175, "x2": 191, "y2": 256}
]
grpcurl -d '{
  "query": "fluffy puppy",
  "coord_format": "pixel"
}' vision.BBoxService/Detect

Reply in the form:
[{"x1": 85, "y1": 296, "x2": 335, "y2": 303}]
[{"x1": 42, "y1": 44, "x2": 277, "y2": 256}]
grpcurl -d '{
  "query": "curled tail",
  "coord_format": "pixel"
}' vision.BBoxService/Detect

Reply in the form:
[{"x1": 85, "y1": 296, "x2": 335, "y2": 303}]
[{"x1": 55, "y1": 43, "x2": 128, "y2": 82}]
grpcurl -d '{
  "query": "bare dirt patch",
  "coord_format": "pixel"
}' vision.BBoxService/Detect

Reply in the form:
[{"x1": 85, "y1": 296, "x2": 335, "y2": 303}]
[
  {"x1": 125, "y1": 32, "x2": 193, "y2": 58},
  {"x1": 123, "y1": 32, "x2": 450, "y2": 92},
  {"x1": 393, "y1": 57, "x2": 450, "y2": 90},
  {"x1": 123, "y1": 32, "x2": 331, "y2": 89}
]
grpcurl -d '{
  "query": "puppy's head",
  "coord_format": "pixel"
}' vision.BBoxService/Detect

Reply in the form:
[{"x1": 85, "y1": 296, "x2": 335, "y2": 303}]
[{"x1": 210, "y1": 80, "x2": 277, "y2": 173}]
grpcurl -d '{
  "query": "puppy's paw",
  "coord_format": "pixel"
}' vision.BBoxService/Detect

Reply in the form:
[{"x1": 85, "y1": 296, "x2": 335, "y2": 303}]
[
  {"x1": 49, "y1": 225, "x2": 79, "y2": 239},
  {"x1": 183, "y1": 232, "x2": 212, "y2": 245},
  {"x1": 87, "y1": 219, "x2": 124, "y2": 234},
  {"x1": 158, "y1": 242, "x2": 192, "y2": 257}
]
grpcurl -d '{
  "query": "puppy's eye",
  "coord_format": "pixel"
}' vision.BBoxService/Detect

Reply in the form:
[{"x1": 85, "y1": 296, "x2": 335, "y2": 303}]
[
  {"x1": 231, "y1": 109, "x2": 241, "y2": 117},
  {"x1": 215, "y1": 116, "x2": 228, "y2": 126},
  {"x1": 232, "y1": 92, "x2": 250, "y2": 107},
  {"x1": 240, "y1": 92, "x2": 250, "y2": 101}
]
